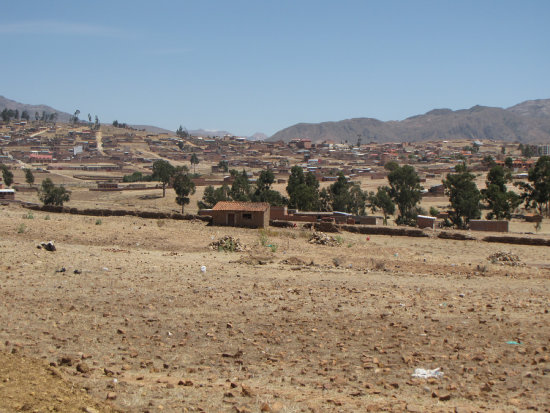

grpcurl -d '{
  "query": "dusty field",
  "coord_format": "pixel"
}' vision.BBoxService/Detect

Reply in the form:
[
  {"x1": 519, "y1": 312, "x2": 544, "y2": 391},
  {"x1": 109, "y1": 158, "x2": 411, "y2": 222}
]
[{"x1": 1, "y1": 204, "x2": 549, "y2": 412}]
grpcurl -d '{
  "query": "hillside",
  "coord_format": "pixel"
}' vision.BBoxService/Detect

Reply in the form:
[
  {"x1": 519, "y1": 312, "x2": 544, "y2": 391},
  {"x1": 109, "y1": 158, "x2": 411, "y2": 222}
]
[
  {"x1": 269, "y1": 99, "x2": 550, "y2": 144},
  {"x1": 0, "y1": 95, "x2": 73, "y2": 122}
]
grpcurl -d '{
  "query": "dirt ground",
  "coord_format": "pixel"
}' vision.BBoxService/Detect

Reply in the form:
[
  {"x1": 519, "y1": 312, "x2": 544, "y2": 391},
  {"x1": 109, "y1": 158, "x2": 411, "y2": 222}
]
[{"x1": 1, "y1": 203, "x2": 549, "y2": 412}]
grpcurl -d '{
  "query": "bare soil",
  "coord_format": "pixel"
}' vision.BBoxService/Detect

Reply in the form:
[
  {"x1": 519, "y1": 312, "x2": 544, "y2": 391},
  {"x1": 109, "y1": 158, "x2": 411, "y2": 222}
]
[{"x1": 1, "y1": 204, "x2": 549, "y2": 412}]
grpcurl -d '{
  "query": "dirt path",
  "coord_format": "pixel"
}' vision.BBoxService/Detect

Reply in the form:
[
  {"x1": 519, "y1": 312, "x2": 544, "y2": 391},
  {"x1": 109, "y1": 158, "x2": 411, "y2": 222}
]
[{"x1": 96, "y1": 131, "x2": 106, "y2": 157}]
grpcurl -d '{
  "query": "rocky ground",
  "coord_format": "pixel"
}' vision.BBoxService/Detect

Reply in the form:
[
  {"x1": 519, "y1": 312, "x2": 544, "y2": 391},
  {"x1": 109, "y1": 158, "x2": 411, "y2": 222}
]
[{"x1": 0, "y1": 204, "x2": 549, "y2": 412}]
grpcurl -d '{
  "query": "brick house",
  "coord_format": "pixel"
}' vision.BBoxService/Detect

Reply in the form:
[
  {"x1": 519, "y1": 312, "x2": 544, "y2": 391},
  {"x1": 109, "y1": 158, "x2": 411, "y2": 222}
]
[{"x1": 209, "y1": 201, "x2": 270, "y2": 228}]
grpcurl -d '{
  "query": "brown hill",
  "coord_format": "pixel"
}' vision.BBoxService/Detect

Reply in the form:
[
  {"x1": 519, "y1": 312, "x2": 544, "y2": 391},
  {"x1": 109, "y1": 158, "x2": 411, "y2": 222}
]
[
  {"x1": 0, "y1": 95, "x2": 73, "y2": 122},
  {"x1": 269, "y1": 99, "x2": 550, "y2": 144}
]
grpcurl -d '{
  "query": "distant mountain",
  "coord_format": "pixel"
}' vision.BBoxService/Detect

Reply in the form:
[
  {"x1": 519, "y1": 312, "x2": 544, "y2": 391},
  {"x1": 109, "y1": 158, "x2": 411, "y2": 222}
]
[
  {"x1": 187, "y1": 129, "x2": 232, "y2": 138},
  {"x1": 0, "y1": 95, "x2": 73, "y2": 122},
  {"x1": 130, "y1": 125, "x2": 174, "y2": 134},
  {"x1": 248, "y1": 132, "x2": 268, "y2": 141},
  {"x1": 269, "y1": 99, "x2": 550, "y2": 144}
]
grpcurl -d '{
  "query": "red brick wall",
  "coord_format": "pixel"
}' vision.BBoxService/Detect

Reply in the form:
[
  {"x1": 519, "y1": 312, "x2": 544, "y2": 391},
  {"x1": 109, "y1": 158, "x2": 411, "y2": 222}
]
[{"x1": 469, "y1": 220, "x2": 509, "y2": 232}]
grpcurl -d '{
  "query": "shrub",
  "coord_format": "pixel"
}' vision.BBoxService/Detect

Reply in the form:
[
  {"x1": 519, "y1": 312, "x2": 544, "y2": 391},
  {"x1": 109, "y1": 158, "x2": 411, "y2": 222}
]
[{"x1": 95, "y1": 219, "x2": 102, "y2": 225}]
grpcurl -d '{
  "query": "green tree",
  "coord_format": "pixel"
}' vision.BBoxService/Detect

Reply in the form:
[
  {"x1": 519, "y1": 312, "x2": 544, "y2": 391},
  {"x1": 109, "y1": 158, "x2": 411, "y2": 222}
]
[
  {"x1": 198, "y1": 184, "x2": 231, "y2": 209},
  {"x1": 190, "y1": 153, "x2": 199, "y2": 174},
  {"x1": 230, "y1": 170, "x2": 252, "y2": 202},
  {"x1": 516, "y1": 155, "x2": 550, "y2": 216},
  {"x1": 286, "y1": 166, "x2": 319, "y2": 210},
  {"x1": 368, "y1": 186, "x2": 395, "y2": 225},
  {"x1": 176, "y1": 125, "x2": 189, "y2": 138},
  {"x1": 21, "y1": 110, "x2": 30, "y2": 121},
  {"x1": 1, "y1": 164, "x2": 14, "y2": 187},
  {"x1": 482, "y1": 165, "x2": 520, "y2": 220},
  {"x1": 152, "y1": 159, "x2": 175, "y2": 197},
  {"x1": 173, "y1": 172, "x2": 195, "y2": 214},
  {"x1": 384, "y1": 160, "x2": 399, "y2": 172},
  {"x1": 39, "y1": 178, "x2": 71, "y2": 206},
  {"x1": 387, "y1": 164, "x2": 423, "y2": 225},
  {"x1": 24, "y1": 168, "x2": 34, "y2": 187},
  {"x1": 504, "y1": 157, "x2": 514, "y2": 169},
  {"x1": 94, "y1": 115, "x2": 100, "y2": 130},
  {"x1": 327, "y1": 172, "x2": 367, "y2": 214},
  {"x1": 443, "y1": 163, "x2": 481, "y2": 228},
  {"x1": 252, "y1": 170, "x2": 285, "y2": 206},
  {"x1": 72, "y1": 109, "x2": 80, "y2": 125},
  {"x1": 218, "y1": 160, "x2": 229, "y2": 172}
]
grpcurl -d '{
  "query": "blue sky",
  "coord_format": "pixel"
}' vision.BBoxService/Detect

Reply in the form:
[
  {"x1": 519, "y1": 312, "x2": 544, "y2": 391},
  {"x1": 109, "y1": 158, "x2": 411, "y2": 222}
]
[{"x1": 1, "y1": 1, "x2": 549, "y2": 136}]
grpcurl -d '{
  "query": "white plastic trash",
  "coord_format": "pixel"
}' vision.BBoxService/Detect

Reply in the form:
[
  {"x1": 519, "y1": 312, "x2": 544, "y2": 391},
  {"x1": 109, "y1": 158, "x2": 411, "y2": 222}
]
[
  {"x1": 412, "y1": 368, "x2": 443, "y2": 379},
  {"x1": 200, "y1": 265, "x2": 206, "y2": 273}
]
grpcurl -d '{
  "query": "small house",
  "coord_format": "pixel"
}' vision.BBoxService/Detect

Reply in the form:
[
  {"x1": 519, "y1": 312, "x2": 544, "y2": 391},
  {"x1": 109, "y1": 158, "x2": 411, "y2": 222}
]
[
  {"x1": 0, "y1": 189, "x2": 15, "y2": 201},
  {"x1": 210, "y1": 201, "x2": 270, "y2": 228}
]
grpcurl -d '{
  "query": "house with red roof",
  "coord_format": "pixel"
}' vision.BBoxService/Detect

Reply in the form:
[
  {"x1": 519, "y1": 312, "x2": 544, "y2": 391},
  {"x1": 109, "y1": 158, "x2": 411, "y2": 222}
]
[{"x1": 204, "y1": 201, "x2": 270, "y2": 228}]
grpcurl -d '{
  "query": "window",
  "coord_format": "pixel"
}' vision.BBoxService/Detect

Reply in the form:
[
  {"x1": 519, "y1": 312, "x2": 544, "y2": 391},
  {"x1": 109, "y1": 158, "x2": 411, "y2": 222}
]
[{"x1": 242, "y1": 213, "x2": 252, "y2": 220}]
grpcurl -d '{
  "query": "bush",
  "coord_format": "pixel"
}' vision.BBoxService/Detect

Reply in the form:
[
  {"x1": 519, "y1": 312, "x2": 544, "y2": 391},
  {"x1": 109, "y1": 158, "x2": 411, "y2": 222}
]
[
  {"x1": 95, "y1": 219, "x2": 102, "y2": 225},
  {"x1": 22, "y1": 212, "x2": 34, "y2": 219},
  {"x1": 429, "y1": 207, "x2": 440, "y2": 217}
]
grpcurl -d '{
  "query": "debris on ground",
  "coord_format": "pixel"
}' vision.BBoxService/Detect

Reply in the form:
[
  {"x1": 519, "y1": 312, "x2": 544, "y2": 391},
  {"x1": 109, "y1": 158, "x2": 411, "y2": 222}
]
[
  {"x1": 210, "y1": 236, "x2": 247, "y2": 252},
  {"x1": 488, "y1": 251, "x2": 523, "y2": 266},
  {"x1": 411, "y1": 367, "x2": 444, "y2": 379},
  {"x1": 37, "y1": 241, "x2": 56, "y2": 251},
  {"x1": 308, "y1": 231, "x2": 342, "y2": 247},
  {"x1": 280, "y1": 256, "x2": 307, "y2": 266}
]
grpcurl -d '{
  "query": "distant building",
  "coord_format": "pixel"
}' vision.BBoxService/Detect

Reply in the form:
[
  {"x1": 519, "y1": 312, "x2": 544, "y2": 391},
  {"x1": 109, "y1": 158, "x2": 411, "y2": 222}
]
[
  {"x1": 206, "y1": 201, "x2": 270, "y2": 228},
  {"x1": 539, "y1": 145, "x2": 550, "y2": 156},
  {"x1": 0, "y1": 189, "x2": 15, "y2": 200}
]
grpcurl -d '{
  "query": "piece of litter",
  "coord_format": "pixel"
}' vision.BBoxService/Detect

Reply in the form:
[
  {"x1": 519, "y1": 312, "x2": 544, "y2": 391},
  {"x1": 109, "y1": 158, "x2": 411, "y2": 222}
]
[
  {"x1": 200, "y1": 265, "x2": 206, "y2": 273},
  {"x1": 412, "y1": 368, "x2": 444, "y2": 379},
  {"x1": 506, "y1": 340, "x2": 521, "y2": 345}
]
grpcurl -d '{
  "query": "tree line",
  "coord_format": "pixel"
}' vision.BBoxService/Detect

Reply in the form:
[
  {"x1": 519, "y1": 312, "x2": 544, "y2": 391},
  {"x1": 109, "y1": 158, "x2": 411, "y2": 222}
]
[
  {"x1": 196, "y1": 157, "x2": 550, "y2": 228},
  {"x1": 1, "y1": 109, "x2": 58, "y2": 123}
]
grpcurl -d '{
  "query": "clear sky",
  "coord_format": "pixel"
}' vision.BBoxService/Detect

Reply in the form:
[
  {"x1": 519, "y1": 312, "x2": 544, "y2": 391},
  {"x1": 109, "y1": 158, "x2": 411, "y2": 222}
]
[{"x1": 1, "y1": 1, "x2": 549, "y2": 136}]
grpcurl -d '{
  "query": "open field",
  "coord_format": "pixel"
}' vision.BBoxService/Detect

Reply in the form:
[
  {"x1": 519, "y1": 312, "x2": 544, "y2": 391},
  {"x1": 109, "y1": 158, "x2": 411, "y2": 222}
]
[{"x1": 1, "y1": 204, "x2": 549, "y2": 412}]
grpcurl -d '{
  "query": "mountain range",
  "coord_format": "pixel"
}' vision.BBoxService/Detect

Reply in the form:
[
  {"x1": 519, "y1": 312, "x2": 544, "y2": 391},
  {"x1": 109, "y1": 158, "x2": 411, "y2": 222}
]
[
  {"x1": 3, "y1": 95, "x2": 550, "y2": 144},
  {"x1": 268, "y1": 99, "x2": 550, "y2": 144}
]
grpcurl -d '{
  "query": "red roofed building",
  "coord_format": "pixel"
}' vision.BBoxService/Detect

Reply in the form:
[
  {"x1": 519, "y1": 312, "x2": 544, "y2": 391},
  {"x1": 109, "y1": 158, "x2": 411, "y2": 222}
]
[
  {"x1": 208, "y1": 201, "x2": 270, "y2": 228},
  {"x1": 29, "y1": 153, "x2": 53, "y2": 163}
]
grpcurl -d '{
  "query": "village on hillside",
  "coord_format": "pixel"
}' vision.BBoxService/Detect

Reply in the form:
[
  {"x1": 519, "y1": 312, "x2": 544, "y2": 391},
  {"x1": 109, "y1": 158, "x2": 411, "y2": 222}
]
[{"x1": 0, "y1": 115, "x2": 548, "y2": 235}]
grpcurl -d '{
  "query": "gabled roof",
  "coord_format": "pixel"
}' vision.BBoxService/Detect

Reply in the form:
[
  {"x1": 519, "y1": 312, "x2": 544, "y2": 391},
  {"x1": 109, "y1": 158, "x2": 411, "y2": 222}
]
[{"x1": 212, "y1": 201, "x2": 270, "y2": 212}]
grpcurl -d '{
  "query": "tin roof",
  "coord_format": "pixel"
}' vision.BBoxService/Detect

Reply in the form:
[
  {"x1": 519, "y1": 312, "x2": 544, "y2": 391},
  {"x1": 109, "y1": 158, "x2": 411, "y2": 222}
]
[{"x1": 212, "y1": 201, "x2": 270, "y2": 212}]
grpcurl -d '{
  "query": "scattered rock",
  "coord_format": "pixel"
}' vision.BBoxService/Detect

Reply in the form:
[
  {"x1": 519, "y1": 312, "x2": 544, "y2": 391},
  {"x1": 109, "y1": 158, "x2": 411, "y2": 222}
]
[
  {"x1": 210, "y1": 236, "x2": 247, "y2": 252},
  {"x1": 241, "y1": 384, "x2": 254, "y2": 397},
  {"x1": 487, "y1": 251, "x2": 523, "y2": 266},
  {"x1": 76, "y1": 362, "x2": 90, "y2": 373},
  {"x1": 308, "y1": 231, "x2": 342, "y2": 246}
]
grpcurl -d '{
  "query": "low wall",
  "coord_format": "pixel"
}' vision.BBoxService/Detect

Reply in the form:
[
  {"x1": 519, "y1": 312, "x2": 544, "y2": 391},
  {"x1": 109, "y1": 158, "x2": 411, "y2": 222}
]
[
  {"x1": 339, "y1": 225, "x2": 430, "y2": 237},
  {"x1": 20, "y1": 203, "x2": 211, "y2": 222},
  {"x1": 483, "y1": 236, "x2": 550, "y2": 246},
  {"x1": 438, "y1": 231, "x2": 477, "y2": 241},
  {"x1": 470, "y1": 220, "x2": 509, "y2": 232}
]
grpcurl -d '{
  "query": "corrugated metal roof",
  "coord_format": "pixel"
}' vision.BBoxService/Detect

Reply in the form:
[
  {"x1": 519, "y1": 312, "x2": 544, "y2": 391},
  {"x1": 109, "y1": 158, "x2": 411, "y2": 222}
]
[{"x1": 212, "y1": 201, "x2": 269, "y2": 212}]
